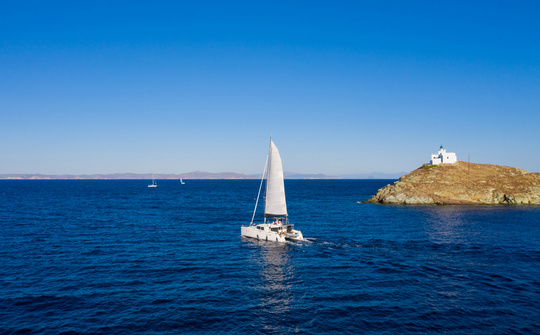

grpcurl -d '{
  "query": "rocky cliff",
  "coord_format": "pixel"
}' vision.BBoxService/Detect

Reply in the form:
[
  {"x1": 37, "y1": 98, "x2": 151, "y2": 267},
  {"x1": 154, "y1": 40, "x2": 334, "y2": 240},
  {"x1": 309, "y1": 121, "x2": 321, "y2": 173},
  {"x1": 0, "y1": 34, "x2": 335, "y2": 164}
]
[{"x1": 364, "y1": 161, "x2": 540, "y2": 205}]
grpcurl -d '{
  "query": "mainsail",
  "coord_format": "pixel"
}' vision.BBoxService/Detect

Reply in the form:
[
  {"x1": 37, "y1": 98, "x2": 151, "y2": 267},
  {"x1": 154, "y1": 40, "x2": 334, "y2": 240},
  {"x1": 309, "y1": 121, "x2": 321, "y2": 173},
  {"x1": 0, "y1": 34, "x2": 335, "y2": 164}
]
[{"x1": 264, "y1": 139, "x2": 287, "y2": 217}]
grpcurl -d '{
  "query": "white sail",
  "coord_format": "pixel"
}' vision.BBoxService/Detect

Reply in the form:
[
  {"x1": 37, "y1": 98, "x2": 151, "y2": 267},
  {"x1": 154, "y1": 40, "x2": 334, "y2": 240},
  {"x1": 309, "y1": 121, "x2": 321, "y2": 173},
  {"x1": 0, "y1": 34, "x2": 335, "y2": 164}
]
[{"x1": 264, "y1": 139, "x2": 287, "y2": 217}]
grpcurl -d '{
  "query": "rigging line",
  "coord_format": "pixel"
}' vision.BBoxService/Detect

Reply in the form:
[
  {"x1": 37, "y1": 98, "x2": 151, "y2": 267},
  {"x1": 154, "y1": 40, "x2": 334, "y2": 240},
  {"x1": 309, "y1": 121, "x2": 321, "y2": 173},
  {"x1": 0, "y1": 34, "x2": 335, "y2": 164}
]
[{"x1": 250, "y1": 153, "x2": 268, "y2": 226}]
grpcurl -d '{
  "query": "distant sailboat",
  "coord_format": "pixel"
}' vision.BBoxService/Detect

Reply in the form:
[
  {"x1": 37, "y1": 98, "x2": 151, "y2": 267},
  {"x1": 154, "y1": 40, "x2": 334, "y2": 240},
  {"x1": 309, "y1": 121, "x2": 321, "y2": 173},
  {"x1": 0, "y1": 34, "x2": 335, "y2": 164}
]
[
  {"x1": 241, "y1": 138, "x2": 304, "y2": 242},
  {"x1": 148, "y1": 175, "x2": 158, "y2": 187},
  {"x1": 180, "y1": 178, "x2": 185, "y2": 184}
]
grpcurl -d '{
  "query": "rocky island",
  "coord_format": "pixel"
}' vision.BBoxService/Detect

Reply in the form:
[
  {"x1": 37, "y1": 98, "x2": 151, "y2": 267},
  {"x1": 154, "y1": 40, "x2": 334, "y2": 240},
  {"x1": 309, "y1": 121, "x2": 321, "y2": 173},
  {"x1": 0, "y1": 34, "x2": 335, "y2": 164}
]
[{"x1": 364, "y1": 161, "x2": 540, "y2": 205}]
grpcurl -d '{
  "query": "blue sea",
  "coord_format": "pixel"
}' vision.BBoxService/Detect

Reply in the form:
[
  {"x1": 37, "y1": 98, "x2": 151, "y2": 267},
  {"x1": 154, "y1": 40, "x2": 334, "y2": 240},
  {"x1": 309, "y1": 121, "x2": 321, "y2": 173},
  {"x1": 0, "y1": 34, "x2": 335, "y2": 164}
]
[{"x1": 1, "y1": 179, "x2": 539, "y2": 334}]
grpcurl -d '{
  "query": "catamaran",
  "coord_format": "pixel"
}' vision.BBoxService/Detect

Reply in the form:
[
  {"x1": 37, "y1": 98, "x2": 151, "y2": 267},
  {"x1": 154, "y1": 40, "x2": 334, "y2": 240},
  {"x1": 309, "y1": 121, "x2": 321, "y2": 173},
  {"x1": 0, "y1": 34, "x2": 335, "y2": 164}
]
[{"x1": 241, "y1": 138, "x2": 304, "y2": 242}]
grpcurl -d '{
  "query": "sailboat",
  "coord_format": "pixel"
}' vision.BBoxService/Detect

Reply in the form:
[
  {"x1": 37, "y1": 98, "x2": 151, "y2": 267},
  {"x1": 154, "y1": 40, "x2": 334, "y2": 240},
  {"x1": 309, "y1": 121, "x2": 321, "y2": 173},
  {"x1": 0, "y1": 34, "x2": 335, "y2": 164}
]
[
  {"x1": 148, "y1": 175, "x2": 158, "y2": 187},
  {"x1": 180, "y1": 178, "x2": 185, "y2": 184},
  {"x1": 241, "y1": 138, "x2": 304, "y2": 242}
]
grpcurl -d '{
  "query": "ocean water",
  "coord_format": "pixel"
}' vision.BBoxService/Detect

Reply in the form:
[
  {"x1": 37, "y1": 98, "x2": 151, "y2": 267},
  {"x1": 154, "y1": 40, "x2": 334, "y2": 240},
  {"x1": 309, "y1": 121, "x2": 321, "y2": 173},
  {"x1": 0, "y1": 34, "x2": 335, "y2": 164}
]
[{"x1": 1, "y1": 179, "x2": 539, "y2": 334}]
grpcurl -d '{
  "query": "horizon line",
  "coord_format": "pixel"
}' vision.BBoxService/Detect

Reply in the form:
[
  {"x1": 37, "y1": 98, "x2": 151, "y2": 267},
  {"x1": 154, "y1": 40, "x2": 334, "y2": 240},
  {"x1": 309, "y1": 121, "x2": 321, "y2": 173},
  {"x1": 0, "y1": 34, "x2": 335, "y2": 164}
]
[{"x1": 0, "y1": 171, "x2": 406, "y2": 180}]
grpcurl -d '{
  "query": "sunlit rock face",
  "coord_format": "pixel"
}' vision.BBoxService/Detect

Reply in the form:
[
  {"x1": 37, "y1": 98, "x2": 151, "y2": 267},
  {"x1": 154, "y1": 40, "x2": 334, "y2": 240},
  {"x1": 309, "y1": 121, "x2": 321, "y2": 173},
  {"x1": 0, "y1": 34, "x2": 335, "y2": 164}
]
[{"x1": 364, "y1": 161, "x2": 540, "y2": 205}]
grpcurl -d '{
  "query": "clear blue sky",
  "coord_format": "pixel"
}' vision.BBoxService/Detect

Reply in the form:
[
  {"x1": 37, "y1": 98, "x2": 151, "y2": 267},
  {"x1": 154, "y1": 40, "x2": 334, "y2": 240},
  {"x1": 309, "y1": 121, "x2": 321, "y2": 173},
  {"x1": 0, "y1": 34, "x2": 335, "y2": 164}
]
[{"x1": 1, "y1": 1, "x2": 539, "y2": 175}]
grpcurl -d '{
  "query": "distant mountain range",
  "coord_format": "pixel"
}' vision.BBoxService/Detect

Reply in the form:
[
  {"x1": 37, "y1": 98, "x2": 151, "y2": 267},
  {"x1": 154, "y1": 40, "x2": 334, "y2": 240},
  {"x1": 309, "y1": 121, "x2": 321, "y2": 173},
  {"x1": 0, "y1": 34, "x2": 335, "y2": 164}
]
[
  {"x1": 0, "y1": 172, "x2": 254, "y2": 180},
  {"x1": 0, "y1": 171, "x2": 405, "y2": 180},
  {"x1": 339, "y1": 172, "x2": 408, "y2": 179}
]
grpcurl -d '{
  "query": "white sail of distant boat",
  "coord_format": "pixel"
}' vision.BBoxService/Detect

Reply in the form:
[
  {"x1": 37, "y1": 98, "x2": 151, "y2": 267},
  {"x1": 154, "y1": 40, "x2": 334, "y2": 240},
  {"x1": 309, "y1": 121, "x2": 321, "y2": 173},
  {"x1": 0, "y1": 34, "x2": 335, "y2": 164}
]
[
  {"x1": 180, "y1": 178, "x2": 185, "y2": 184},
  {"x1": 148, "y1": 175, "x2": 157, "y2": 187},
  {"x1": 241, "y1": 138, "x2": 303, "y2": 242}
]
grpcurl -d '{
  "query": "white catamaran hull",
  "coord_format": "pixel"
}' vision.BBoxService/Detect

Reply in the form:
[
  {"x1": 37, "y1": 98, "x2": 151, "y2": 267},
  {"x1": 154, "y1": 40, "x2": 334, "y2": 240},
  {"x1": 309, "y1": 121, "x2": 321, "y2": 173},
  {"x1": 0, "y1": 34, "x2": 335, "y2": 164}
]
[{"x1": 241, "y1": 223, "x2": 303, "y2": 242}]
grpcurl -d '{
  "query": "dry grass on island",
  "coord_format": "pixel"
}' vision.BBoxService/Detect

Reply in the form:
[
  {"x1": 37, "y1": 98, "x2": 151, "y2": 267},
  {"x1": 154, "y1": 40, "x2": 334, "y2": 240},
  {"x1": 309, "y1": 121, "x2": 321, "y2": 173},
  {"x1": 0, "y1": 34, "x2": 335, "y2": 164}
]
[{"x1": 363, "y1": 161, "x2": 540, "y2": 205}]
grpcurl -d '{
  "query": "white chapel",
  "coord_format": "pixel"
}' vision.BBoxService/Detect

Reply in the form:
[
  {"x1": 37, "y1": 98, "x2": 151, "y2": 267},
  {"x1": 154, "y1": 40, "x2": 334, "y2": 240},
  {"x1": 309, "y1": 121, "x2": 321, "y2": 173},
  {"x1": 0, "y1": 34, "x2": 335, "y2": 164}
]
[{"x1": 430, "y1": 145, "x2": 457, "y2": 165}]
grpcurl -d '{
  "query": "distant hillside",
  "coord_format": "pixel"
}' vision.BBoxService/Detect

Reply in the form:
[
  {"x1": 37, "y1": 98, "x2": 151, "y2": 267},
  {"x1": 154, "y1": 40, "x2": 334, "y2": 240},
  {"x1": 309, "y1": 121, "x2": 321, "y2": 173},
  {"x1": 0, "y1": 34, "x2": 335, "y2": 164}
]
[
  {"x1": 177, "y1": 171, "x2": 258, "y2": 179},
  {"x1": 1, "y1": 171, "x2": 404, "y2": 180},
  {"x1": 363, "y1": 161, "x2": 540, "y2": 205},
  {"x1": 340, "y1": 172, "x2": 406, "y2": 179},
  {"x1": 284, "y1": 172, "x2": 340, "y2": 179},
  {"x1": 0, "y1": 172, "x2": 256, "y2": 180},
  {"x1": 284, "y1": 172, "x2": 404, "y2": 179}
]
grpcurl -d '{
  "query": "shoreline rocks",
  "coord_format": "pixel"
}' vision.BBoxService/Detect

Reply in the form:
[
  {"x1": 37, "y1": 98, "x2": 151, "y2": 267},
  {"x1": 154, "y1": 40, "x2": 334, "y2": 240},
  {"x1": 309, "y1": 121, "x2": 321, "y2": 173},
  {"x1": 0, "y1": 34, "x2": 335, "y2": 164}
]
[{"x1": 363, "y1": 161, "x2": 540, "y2": 205}]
